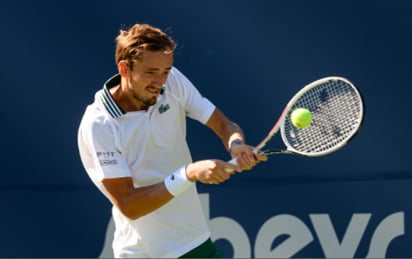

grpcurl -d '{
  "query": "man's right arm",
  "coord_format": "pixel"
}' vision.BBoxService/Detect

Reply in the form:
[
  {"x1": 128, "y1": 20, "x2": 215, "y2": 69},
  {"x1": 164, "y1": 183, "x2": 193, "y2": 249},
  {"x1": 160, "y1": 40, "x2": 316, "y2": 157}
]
[{"x1": 101, "y1": 159, "x2": 239, "y2": 220}]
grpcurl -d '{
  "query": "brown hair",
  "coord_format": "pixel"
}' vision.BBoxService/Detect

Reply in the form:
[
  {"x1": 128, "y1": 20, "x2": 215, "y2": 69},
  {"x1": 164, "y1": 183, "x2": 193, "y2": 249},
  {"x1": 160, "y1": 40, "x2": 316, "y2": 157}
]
[{"x1": 115, "y1": 24, "x2": 176, "y2": 69}]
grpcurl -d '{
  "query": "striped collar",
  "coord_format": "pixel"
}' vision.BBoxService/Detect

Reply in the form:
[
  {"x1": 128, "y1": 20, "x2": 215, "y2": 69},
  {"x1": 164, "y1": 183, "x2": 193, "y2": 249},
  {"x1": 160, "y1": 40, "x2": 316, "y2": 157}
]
[{"x1": 99, "y1": 74, "x2": 125, "y2": 118}]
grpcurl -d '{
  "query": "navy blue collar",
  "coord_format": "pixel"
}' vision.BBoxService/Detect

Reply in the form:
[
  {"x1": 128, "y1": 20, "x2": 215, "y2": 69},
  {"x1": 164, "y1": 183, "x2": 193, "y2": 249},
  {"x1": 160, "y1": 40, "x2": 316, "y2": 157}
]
[{"x1": 100, "y1": 74, "x2": 124, "y2": 118}]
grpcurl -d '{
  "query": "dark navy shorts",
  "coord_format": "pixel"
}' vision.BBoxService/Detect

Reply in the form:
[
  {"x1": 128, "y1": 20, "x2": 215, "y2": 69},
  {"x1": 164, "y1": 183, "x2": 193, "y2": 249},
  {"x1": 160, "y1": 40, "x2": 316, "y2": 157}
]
[{"x1": 179, "y1": 238, "x2": 224, "y2": 258}]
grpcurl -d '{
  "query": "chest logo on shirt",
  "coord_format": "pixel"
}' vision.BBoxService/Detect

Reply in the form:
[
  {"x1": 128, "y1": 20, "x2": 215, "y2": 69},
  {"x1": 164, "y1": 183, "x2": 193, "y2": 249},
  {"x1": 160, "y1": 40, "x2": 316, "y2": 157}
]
[{"x1": 158, "y1": 103, "x2": 170, "y2": 114}]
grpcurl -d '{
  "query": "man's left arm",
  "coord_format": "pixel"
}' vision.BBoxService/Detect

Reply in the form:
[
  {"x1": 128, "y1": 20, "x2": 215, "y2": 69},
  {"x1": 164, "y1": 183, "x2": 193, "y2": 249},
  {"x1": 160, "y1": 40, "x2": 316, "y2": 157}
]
[{"x1": 205, "y1": 108, "x2": 267, "y2": 171}]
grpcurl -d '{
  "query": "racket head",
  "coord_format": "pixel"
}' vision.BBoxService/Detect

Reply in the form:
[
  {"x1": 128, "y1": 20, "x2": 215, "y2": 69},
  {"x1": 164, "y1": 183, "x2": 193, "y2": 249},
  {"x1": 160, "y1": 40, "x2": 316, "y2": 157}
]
[{"x1": 280, "y1": 77, "x2": 364, "y2": 157}]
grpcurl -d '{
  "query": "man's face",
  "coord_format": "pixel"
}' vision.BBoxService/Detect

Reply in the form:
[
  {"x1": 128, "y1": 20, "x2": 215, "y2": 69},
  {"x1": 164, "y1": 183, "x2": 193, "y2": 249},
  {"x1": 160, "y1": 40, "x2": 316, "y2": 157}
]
[{"x1": 125, "y1": 50, "x2": 173, "y2": 108}]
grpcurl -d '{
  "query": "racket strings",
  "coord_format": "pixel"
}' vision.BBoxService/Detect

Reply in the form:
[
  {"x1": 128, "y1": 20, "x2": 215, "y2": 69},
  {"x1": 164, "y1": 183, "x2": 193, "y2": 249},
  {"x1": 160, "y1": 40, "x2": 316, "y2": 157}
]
[{"x1": 283, "y1": 80, "x2": 363, "y2": 155}]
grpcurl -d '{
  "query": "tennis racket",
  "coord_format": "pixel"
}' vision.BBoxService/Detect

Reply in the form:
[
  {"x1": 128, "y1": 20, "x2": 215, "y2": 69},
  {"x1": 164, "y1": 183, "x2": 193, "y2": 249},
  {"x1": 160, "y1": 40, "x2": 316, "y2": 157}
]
[{"x1": 227, "y1": 76, "x2": 364, "y2": 170}]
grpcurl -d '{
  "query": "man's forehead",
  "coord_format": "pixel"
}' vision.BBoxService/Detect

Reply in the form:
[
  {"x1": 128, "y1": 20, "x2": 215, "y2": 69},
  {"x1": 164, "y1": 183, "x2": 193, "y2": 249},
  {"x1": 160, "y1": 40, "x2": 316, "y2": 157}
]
[{"x1": 137, "y1": 50, "x2": 174, "y2": 66}]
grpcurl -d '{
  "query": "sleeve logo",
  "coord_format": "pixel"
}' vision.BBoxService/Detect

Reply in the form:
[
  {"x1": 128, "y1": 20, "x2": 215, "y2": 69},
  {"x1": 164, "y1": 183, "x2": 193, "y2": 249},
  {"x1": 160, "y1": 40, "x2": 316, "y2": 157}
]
[{"x1": 97, "y1": 151, "x2": 118, "y2": 166}]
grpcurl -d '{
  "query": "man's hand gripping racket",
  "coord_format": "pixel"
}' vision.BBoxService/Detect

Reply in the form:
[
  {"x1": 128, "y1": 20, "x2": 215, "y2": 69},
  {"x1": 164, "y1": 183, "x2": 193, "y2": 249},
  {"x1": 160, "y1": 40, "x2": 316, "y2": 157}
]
[{"x1": 226, "y1": 76, "x2": 364, "y2": 172}]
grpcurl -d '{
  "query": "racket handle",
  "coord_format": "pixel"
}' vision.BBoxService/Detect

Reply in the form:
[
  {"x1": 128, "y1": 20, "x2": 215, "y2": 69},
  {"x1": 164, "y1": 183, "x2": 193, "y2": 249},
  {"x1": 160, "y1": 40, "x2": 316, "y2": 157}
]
[
  {"x1": 224, "y1": 149, "x2": 260, "y2": 173},
  {"x1": 225, "y1": 158, "x2": 237, "y2": 173}
]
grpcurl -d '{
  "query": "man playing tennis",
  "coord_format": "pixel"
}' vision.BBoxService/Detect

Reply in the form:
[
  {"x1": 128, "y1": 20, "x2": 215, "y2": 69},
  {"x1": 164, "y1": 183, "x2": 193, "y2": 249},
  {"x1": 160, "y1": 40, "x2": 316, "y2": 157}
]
[{"x1": 77, "y1": 23, "x2": 266, "y2": 258}]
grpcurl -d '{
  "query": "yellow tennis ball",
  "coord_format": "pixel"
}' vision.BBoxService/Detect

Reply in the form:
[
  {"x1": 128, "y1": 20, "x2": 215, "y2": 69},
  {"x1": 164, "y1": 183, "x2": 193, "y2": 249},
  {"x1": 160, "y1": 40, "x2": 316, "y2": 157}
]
[{"x1": 290, "y1": 108, "x2": 312, "y2": 129}]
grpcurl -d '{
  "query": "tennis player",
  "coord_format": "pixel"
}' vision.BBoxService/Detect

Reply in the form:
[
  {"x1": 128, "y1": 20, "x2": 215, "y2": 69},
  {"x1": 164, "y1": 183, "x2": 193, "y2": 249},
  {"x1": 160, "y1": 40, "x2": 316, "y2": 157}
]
[{"x1": 77, "y1": 23, "x2": 266, "y2": 258}]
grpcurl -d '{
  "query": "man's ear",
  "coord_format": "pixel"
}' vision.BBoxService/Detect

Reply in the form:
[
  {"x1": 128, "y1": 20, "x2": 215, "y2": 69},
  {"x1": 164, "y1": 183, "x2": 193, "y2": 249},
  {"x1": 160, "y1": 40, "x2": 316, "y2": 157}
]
[{"x1": 117, "y1": 60, "x2": 129, "y2": 78}]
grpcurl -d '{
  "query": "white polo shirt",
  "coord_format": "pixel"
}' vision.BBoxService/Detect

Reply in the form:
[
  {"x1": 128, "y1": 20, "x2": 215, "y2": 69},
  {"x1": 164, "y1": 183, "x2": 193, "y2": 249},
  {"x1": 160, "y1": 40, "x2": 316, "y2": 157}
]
[{"x1": 78, "y1": 67, "x2": 216, "y2": 258}]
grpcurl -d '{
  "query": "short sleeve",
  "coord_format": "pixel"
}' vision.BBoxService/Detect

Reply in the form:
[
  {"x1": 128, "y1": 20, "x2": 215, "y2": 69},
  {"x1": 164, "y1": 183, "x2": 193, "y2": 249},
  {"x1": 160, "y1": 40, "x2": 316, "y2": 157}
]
[
  {"x1": 166, "y1": 67, "x2": 216, "y2": 124},
  {"x1": 78, "y1": 117, "x2": 132, "y2": 182}
]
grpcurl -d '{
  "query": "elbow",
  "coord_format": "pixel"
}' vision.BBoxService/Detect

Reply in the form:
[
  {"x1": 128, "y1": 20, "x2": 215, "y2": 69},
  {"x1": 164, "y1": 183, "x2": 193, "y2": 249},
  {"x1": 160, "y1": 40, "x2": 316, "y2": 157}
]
[
  {"x1": 114, "y1": 200, "x2": 142, "y2": 221},
  {"x1": 122, "y1": 210, "x2": 140, "y2": 221}
]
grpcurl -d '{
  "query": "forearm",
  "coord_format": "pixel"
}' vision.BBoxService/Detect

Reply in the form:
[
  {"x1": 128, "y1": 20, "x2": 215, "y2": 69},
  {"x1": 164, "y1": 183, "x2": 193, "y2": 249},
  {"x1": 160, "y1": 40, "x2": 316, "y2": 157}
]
[
  {"x1": 102, "y1": 177, "x2": 175, "y2": 220},
  {"x1": 206, "y1": 108, "x2": 246, "y2": 151},
  {"x1": 122, "y1": 183, "x2": 174, "y2": 220},
  {"x1": 225, "y1": 122, "x2": 246, "y2": 151}
]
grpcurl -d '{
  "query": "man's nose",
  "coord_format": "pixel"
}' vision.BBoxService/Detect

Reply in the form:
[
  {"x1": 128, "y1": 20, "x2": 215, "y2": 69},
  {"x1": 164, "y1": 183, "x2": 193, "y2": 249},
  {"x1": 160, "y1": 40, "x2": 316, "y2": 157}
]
[{"x1": 152, "y1": 74, "x2": 167, "y2": 87}]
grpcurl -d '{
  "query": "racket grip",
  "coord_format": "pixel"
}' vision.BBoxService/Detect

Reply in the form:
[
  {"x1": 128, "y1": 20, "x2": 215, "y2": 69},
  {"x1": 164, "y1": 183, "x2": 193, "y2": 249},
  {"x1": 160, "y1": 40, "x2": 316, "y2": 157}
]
[
  {"x1": 224, "y1": 149, "x2": 260, "y2": 173},
  {"x1": 225, "y1": 158, "x2": 238, "y2": 173}
]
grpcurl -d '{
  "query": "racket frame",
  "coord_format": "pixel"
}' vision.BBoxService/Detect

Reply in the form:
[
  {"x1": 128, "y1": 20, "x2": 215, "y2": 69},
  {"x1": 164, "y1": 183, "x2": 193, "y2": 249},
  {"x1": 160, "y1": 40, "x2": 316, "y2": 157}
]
[
  {"x1": 260, "y1": 76, "x2": 364, "y2": 157},
  {"x1": 226, "y1": 76, "x2": 364, "y2": 169}
]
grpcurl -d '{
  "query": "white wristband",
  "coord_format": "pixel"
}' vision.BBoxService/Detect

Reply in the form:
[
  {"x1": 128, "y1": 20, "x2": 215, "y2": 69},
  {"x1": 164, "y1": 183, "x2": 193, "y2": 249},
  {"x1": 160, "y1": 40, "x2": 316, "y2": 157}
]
[{"x1": 164, "y1": 166, "x2": 194, "y2": 197}]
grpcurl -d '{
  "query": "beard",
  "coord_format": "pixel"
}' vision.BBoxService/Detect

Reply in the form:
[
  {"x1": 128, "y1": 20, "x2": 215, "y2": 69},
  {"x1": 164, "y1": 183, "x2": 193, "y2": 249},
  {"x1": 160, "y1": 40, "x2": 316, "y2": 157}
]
[
  {"x1": 127, "y1": 76, "x2": 162, "y2": 109},
  {"x1": 142, "y1": 96, "x2": 157, "y2": 107},
  {"x1": 131, "y1": 90, "x2": 158, "y2": 108}
]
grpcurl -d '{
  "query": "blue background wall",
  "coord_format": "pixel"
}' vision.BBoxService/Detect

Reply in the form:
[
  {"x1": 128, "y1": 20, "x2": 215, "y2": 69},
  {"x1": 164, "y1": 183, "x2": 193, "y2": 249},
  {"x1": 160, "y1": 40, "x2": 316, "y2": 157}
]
[{"x1": 1, "y1": 0, "x2": 411, "y2": 257}]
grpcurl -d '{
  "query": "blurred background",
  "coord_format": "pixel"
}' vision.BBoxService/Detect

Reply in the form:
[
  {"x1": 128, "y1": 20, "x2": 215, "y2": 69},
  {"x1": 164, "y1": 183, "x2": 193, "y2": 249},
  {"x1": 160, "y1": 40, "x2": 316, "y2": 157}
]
[{"x1": 0, "y1": 0, "x2": 411, "y2": 257}]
